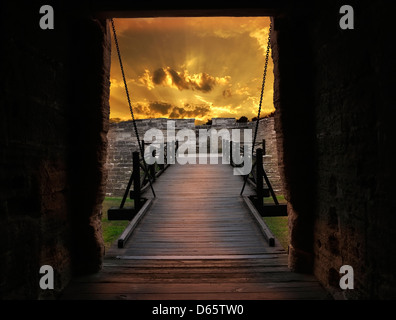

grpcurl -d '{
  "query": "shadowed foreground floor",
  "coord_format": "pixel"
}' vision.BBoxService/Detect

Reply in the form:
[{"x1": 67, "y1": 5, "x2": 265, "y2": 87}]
[{"x1": 62, "y1": 158, "x2": 330, "y2": 300}]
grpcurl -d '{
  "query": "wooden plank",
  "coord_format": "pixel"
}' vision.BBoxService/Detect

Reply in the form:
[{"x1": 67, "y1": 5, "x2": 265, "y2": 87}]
[
  {"x1": 117, "y1": 198, "x2": 153, "y2": 248},
  {"x1": 242, "y1": 195, "x2": 276, "y2": 247},
  {"x1": 62, "y1": 158, "x2": 330, "y2": 300},
  {"x1": 108, "y1": 160, "x2": 286, "y2": 259},
  {"x1": 63, "y1": 281, "x2": 329, "y2": 299},
  {"x1": 62, "y1": 291, "x2": 329, "y2": 300},
  {"x1": 115, "y1": 254, "x2": 282, "y2": 260},
  {"x1": 103, "y1": 254, "x2": 289, "y2": 266},
  {"x1": 261, "y1": 203, "x2": 288, "y2": 216}
]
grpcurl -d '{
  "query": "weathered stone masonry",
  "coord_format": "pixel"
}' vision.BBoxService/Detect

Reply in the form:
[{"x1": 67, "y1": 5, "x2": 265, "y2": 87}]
[
  {"x1": 1, "y1": 2, "x2": 111, "y2": 298},
  {"x1": 105, "y1": 118, "x2": 195, "y2": 197},
  {"x1": 270, "y1": 1, "x2": 395, "y2": 298},
  {"x1": 105, "y1": 117, "x2": 283, "y2": 197}
]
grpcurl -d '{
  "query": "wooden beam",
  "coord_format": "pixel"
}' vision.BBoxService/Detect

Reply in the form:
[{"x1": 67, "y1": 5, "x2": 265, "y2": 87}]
[
  {"x1": 132, "y1": 151, "x2": 141, "y2": 210},
  {"x1": 256, "y1": 148, "x2": 264, "y2": 212},
  {"x1": 242, "y1": 195, "x2": 275, "y2": 247},
  {"x1": 107, "y1": 207, "x2": 135, "y2": 221},
  {"x1": 90, "y1": 2, "x2": 287, "y2": 19},
  {"x1": 261, "y1": 203, "x2": 288, "y2": 217},
  {"x1": 117, "y1": 199, "x2": 154, "y2": 248},
  {"x1": 116, "y1": 254, "x2": 281, "y2": 260}
]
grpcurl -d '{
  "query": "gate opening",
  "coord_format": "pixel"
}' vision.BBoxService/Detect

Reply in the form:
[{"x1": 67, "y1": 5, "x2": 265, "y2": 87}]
[{"x1": 101, "y1": 16, "x2": 288, "y2": 252}]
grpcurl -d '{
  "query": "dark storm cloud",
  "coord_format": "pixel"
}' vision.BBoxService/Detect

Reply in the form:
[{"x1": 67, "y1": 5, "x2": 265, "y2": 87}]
[
  {"x1": 222, "y1": 88, "x2": 232, "y2": 98},
  {"x1": 152, "y1": 68, "x2": 167, "y2": 85},
  {"x1": 143, "y1": 67, "x2": 226, "y2": 93},
  {"x1": 135, "y1": 104, "x2": 146, "y2": 113},
  {"x1": 149, "y1": 102, "x2": 172, "y2": 115},
  {"x1": 166, "y1": 68, "x2": 190, "y2": 90},
  {"x1": 133, "y1": 101, "x2": 210, "y2": 120},
  {"x1": 169, "y1": 104, "x2": 210, "y2": 118},
  {"x1": 191, "y1": 72, "x2": 217, "y2": 93}
]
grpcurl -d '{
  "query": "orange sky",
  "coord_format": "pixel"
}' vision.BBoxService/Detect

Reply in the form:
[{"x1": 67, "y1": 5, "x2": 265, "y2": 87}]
[{"x1": 109, "y1": 17, "x2": 274, "y2": 124}]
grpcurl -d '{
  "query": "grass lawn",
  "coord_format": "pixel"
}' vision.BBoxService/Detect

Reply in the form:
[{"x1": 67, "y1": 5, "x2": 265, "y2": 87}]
[
  {"x1": 262, "y1": 195, "x2": 289, "y2": 250},
  {"x1": 263, "y1": 216, "x2": 289, "y2": 250},
  {"x1": 263, "y1": 194, "x2": 287, "y2": 204},
  {"x1": 101, "y1": 197, "x2": 131, "y2": 250}
]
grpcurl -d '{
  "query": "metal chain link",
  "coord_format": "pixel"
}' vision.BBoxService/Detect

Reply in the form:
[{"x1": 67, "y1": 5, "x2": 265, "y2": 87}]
[
  {"x1": 241, "y1": 21, "x2": 272, "y2": 195},
  {"x1": 111, "y1": 19, "x2": 156, "y2": 197}
]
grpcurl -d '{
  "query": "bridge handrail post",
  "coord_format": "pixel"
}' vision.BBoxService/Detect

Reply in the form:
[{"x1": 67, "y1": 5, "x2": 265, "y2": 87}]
[
  {"x1": 150, "y1": 147, "x2": 156, "y2": 181},
  {"x1": 262, "y1": 139, "x2": 266, "y2": 155},
  {"x1": 164, "y1": 142, "x2": 167, "y2": 165},
  {"x1": 133, "y1": 151, "x2": 141, "y2": 210},
  {"x1": 256, "y1": 148, "x2": 264, "y2": 212},
  {"x1": 230, "y1": 140, "x2": 233, "y2": 166}
]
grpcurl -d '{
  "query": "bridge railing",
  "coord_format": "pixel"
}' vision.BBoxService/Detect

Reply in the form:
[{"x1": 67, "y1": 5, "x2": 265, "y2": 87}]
[
  {"x1": 108, "y1": 141, "x2": 178, "y2": 220},
  {"x1": 224, "y1": 139, "x2": 287, "y2": 217}
]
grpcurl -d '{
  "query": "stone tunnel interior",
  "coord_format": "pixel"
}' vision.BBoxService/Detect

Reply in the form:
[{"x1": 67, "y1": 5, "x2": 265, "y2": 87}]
[{"x1": 1, "y1": 0, "x2": 395, "y2": 300}]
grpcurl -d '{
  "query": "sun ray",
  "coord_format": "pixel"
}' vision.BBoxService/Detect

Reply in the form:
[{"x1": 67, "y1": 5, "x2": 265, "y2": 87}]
[{"x1": 109, "y1": 17, "x2": 274, "y2": 123}]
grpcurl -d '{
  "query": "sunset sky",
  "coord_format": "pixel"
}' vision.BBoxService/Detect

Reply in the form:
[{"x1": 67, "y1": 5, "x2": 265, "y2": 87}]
[{"x1": 109, "y1": 17, "x2": 274, "y2": 124}]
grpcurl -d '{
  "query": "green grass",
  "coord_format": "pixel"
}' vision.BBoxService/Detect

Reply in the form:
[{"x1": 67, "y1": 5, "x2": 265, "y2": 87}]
[
  {"x1": 101, "y1": 197, "x2": 131, "y2": 249},
  {"x1": 262, "y1": 195, "x2": 289, "y2": 250},
  {"x1": 263, "y1": 216, "x2": 289, "y2": 250},
  {"x1": 263, "y1": 194, "x2": 287, "y2": 204}
]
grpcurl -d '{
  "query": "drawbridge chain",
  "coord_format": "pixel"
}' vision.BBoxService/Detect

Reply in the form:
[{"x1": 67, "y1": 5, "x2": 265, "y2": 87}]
[
  {"x1": 241, "y1": 21, "x2": 272, "y2": 195},
  {"x1": 110, "y1": 18, "x2": 156, "y2": 198}
]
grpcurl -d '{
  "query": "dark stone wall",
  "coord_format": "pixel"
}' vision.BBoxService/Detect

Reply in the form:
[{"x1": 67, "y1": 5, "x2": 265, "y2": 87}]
[
  {"x1": 309, "y1": 1, "x2": 395, "y2": 299},
  {"x1": 0, "y1": 1, "x2": 110, "y2": 299},
  {"x1": 272, "y1": 1, "x2": 395, "y2": 298},
  {"x1": 67, "y1": 16, "x2": 111, "y2": 279},
  {"x1": 271, "y1": 5, "x2": 316, "y2": 274},
  {"x1": 256, "y1": 117, "x2": 284, "y2": 194}
]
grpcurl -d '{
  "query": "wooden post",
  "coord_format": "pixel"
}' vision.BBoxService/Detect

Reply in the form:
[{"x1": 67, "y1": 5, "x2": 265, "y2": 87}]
[
  {"x1": 159, "y1": 143, "x2": 165, "y2": 170},
  {"x1": 150, "y1": 164, "x2": 156, "y2": 181},
  {"x1": 256, "y1": 148, "x2": 264, "y2": 212},
  {"x1": 262, "y1": 139, "x2": 266, "y2": 155},
  {"x1": 132, "y1": 151, "x2": 141, "y2": 210},
  {"x1": 150, "y1": 148, "x2": 156, "y2": 181},
  {"x1": 175, "y1": 140, "x2": 179, "y2": 161},
  {"x1": 230, "y1": 140, "x2": 233, "y2": 166},
  {"x1": 164, "y1": 142, "x2": 167, "y2": 165},
  {"x1": 120, "y1": 165, "x2": 134, "y2": 209}
]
